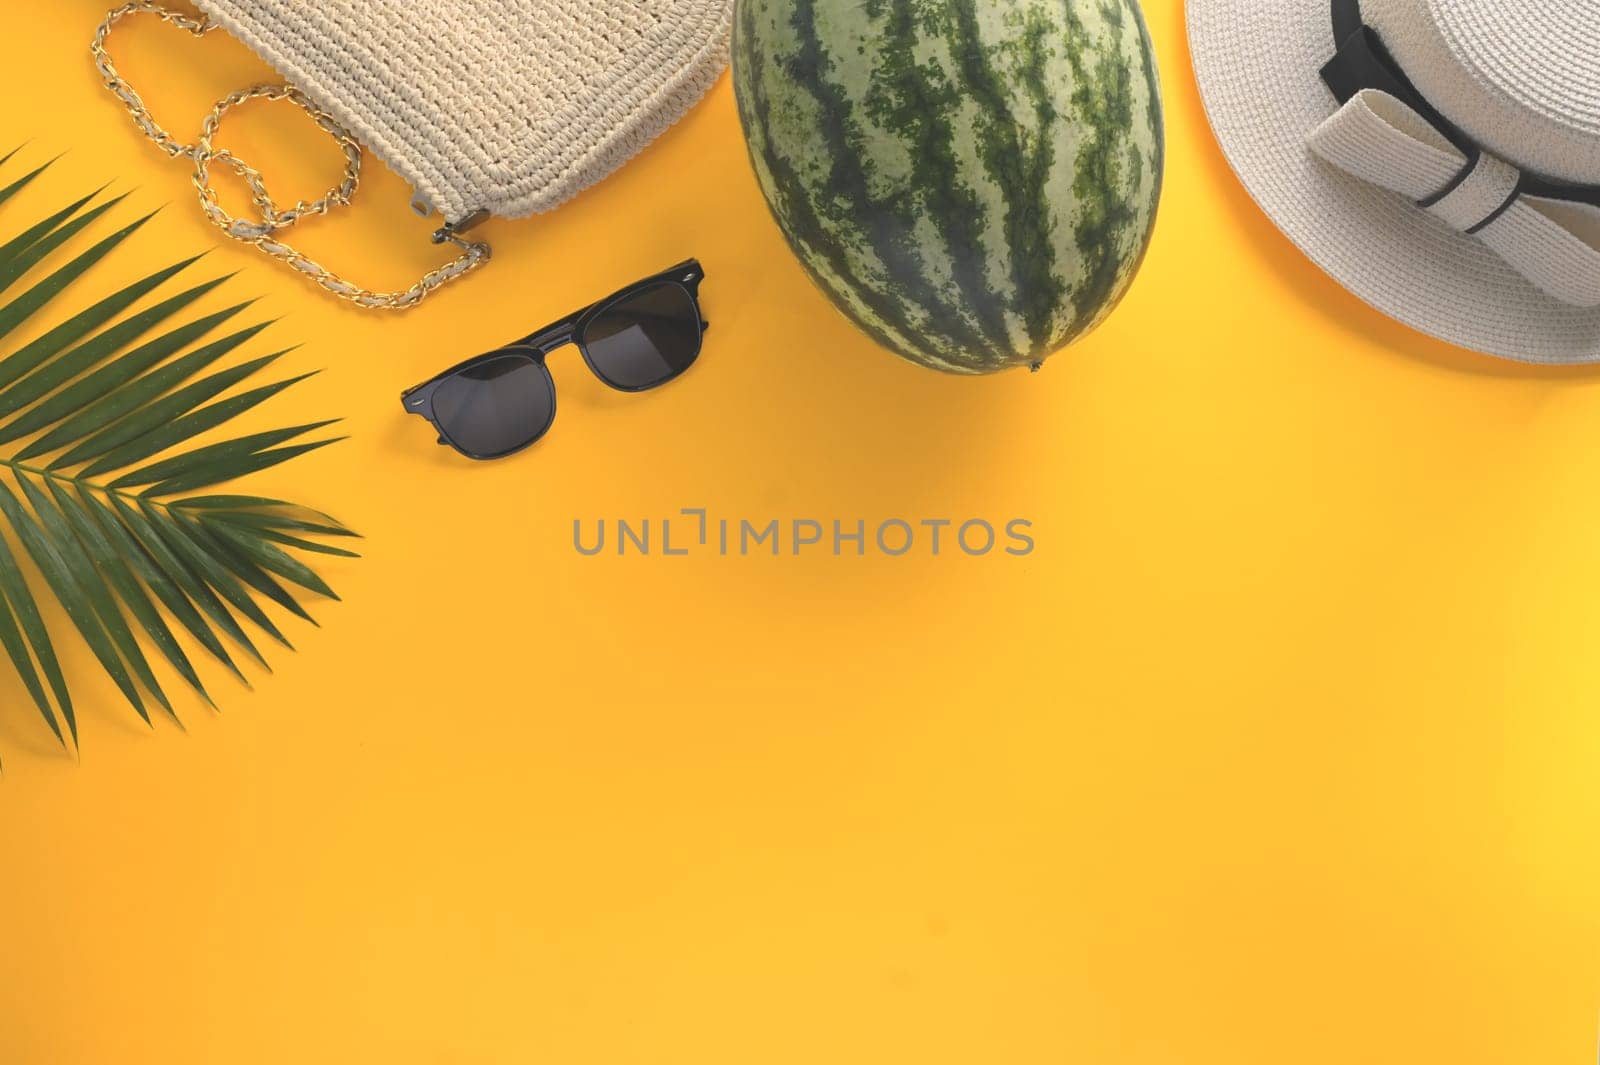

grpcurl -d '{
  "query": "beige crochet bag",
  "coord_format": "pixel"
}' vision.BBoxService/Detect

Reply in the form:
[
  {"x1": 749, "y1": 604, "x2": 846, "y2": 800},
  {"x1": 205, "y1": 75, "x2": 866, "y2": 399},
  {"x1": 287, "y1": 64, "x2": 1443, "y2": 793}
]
[{"x1": 92, "y1": 0, "x2": 734, "y2": 309}]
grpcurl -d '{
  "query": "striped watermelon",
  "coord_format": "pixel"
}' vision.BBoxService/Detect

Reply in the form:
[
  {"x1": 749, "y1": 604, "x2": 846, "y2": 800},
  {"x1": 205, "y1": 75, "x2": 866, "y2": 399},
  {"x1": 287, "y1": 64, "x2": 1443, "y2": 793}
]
[{"x1": 733, "y1": 0, "x2": 1164, "y2": 374}]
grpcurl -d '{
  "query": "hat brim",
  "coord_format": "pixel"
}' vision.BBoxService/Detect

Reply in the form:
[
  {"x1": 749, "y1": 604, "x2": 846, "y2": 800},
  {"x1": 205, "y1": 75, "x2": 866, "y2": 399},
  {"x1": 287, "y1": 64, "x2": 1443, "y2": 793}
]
[{"x1": 1186, "y1": 0, "x2": 1600, "y2": 364}]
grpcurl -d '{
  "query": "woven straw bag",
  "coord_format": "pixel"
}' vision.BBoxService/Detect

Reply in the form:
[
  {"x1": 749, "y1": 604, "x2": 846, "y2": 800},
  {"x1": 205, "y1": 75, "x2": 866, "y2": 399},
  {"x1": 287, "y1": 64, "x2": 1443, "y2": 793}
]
[{"x1": 93, "y1": 0, "x2": 734, "y2": 309}]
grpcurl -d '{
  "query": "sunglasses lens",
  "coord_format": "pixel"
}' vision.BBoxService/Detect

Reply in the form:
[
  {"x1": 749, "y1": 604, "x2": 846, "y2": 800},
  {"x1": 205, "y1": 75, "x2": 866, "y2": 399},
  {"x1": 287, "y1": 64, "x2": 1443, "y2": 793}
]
[
  {"x1": 431, "y1": 352, "x2": 553, "y2": 458},
  {"x1": 581, "y1": 282, "x2": 701, "y2": 390}
]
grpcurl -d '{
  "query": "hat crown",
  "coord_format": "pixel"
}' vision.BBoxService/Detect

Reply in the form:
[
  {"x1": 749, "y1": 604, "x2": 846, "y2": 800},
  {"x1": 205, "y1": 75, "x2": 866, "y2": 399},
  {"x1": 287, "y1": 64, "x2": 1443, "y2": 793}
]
[{"x1": 1362, "y1": 0, "x2": 1600, "y2": 185}]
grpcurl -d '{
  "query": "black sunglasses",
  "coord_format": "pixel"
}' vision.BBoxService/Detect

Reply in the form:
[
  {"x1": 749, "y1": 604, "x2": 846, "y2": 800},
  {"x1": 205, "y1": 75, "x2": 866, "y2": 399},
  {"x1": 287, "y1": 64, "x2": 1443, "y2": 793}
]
[{"x1": 402, "y1": 259, "x2": 708, "y2": 459}]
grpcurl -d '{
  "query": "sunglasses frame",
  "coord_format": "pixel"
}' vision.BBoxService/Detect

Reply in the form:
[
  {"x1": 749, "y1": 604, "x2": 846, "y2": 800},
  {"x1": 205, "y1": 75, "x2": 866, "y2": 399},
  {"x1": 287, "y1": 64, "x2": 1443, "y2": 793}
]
[{"x1": 401, "y1": 259, "x2": 708, "y2": 460}]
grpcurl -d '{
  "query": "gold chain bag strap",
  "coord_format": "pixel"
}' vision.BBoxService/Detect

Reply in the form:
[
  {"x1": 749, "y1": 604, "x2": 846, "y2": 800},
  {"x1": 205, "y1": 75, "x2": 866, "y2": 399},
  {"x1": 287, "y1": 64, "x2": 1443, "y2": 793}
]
[{"x1": 91, "y1": 1, "x2": 492, "y2": 311}]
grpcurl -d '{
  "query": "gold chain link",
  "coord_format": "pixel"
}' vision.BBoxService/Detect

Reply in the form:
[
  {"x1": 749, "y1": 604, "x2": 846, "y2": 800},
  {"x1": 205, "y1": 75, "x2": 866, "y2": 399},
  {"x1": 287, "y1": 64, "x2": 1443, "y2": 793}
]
[{"x1": 91, "y1": 0, "x2": 491, "y2": 311}]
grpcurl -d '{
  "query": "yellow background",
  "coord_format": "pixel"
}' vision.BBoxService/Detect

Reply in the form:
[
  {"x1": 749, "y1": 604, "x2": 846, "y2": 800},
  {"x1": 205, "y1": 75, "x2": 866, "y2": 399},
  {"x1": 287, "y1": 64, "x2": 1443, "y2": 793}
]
[{"x1": 1, "y1": 2, "x2": 1595, "y2": 1062}]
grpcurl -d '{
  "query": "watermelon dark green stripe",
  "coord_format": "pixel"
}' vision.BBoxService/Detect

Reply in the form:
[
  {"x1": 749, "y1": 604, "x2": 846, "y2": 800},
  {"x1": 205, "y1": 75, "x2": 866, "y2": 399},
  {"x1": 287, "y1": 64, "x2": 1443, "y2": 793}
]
[
  {"x1": 786, "y1": 0, "x2": 999, "y2": 362},
  {"x1": 734, "y1": 0, "x2": 934, "y2": 359},
  {"x1": 1060, "y1": 2, "x2": 1133, "y2": 337},
  {"x1": 862, "y1": 0, "x2": 1016, "y2": 362},
  {"x1": 946, "y1": 0, "x2": 1063, "y2": 356},
  {"x1": 1135, "y1": 2, "x2": 1167, "y2": 225}
]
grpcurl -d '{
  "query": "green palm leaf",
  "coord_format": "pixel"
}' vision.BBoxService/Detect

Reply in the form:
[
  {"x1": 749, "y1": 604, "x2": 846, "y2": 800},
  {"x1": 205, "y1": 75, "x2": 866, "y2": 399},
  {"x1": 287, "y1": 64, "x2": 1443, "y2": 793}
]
[
  {"x1": 0, "y1": 147, "x2": 50, "y2": 210},
  {"x1": 0, "y1": 147, "x2": 356, "y2": 756},
  {"x1": 0, "y1": 184, "x2": 105, "y2": 274}
]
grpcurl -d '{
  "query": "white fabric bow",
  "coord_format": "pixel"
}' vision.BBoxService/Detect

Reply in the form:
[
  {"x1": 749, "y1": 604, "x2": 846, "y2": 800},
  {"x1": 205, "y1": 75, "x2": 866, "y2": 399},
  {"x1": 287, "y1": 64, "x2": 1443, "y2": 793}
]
[{"x1": 1307, "y1": 89, "x2": 1600, "y2": 308}]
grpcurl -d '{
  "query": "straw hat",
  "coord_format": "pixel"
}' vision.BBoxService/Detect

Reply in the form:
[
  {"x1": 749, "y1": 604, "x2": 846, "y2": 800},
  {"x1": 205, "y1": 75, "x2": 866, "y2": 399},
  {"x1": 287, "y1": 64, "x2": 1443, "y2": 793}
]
[
  {"x1": 193, "y1": 0, "x2": 734, "y2": 225},
  {"x1": 1188, "y1": 0, "x2": 1600, "y2": 362}
]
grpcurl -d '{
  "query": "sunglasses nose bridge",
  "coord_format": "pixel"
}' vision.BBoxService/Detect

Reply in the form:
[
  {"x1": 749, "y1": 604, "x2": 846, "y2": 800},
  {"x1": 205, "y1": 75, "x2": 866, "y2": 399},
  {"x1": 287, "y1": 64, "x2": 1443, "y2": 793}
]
[{"x1": 525, "y1": 314, "x2": 581, "y2": 354}]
